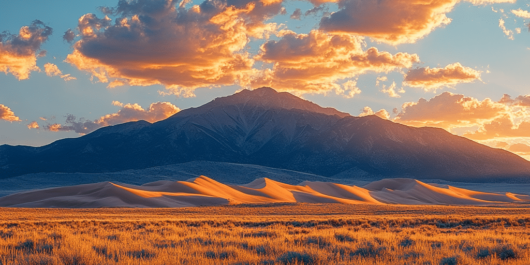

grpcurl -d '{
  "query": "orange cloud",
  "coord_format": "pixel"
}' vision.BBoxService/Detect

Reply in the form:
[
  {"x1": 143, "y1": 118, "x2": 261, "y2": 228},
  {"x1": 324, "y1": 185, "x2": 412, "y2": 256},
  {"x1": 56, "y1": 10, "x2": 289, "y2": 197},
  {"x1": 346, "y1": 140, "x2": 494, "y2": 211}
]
[
  {"x1": 463, "y1": 116, "x2": 530, "y2": 140},
  {"x1": 27, "y1": 121, "x2": 39, "y2": 129},
  {"x1": 394, "y1": 92, "x2": 506, "y2": 129},
  {"x1": 44, "y1": 63, "x2": 76, "y2": 81},
  {"x1": 45, "y1": 102, "x2": 180, "y2": 134},
  {"x1": 65, "y1": 0, "x2": 282, "y2": 96},
  {"x1": 499, "y1": 94, "x2": 530, "y2": 107},
  {"x1": 47, "y1": 124, "x2": 62, "y2": 132},
  {"x1": 112, "y1": 101, "x2": 124, "y2": 107},
  {"x1": 508, "y1": 143, "x2": 530, "y2": 154},
  {"x1": 252, "y1": 30, "x2": 419, "y2": 95},
  {"x1": 359, "y1": 106, "x2": 390, "y2": 119},
  {"x1": 467, "y1": 0, "x2": 516, "y2": 4},
  {"x1": 318, "y1": 0, "x2": 512, "y2": 45},
  {"x1": 319, "y1": 0, "x2": 457, "y2": 45},
  {"x1": 0, "y1": 104, "x2": 21, "y2": 122},
  {"x1": 404, "y1": 63, "x2": 481, "y2": 91},
  {"x1": 0, "y1": 20, "x2": 52, "y2": 80}
]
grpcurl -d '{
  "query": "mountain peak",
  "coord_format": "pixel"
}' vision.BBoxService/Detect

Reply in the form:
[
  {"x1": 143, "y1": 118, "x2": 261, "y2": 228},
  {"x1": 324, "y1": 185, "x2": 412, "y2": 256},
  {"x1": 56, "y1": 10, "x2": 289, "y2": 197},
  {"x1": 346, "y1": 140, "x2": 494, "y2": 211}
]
[{"x1": 178, "y1": 87, "x2": 350, "y2": 118}]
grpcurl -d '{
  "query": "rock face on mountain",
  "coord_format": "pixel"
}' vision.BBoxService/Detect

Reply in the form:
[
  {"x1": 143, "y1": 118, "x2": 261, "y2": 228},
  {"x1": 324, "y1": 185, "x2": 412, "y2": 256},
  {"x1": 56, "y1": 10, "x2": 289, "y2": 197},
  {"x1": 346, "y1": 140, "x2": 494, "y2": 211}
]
[{"x1": 1, "y1": 87, "x2": 530, "y2": 181}]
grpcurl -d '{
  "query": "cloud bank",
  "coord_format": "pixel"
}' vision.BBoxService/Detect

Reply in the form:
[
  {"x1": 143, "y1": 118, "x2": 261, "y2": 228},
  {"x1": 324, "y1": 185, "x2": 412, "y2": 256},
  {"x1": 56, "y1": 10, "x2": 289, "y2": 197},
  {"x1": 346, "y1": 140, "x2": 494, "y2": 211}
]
[
  {"x1": 252, "y1": 30, "x2": 419, "y2": 95},
  {"x1": 65, "y1": 0, "x2": 282, "y2": 96}
]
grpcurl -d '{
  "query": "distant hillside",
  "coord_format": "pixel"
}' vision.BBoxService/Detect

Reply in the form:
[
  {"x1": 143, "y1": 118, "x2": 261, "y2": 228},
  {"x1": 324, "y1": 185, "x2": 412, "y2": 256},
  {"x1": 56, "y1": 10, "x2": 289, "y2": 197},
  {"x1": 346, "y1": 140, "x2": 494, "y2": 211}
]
[{"x1": 1, "y1": 87, "x2": 530, "y2": 181}]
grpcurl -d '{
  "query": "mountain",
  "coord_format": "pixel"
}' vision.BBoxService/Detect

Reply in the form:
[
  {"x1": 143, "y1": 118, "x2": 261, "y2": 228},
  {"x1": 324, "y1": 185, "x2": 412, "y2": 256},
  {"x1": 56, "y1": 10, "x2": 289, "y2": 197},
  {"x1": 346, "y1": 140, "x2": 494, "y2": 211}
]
[{"x1": 1, "y1": 87, "x2": 530, "y2": 181}]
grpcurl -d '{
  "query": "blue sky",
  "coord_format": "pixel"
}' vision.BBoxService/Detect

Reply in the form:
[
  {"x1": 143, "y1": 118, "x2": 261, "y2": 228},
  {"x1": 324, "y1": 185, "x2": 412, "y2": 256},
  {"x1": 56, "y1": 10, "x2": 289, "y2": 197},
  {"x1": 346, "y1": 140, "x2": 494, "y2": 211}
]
[{"x1": 1, "y1": 0, "x2": 530, "y2": 158}]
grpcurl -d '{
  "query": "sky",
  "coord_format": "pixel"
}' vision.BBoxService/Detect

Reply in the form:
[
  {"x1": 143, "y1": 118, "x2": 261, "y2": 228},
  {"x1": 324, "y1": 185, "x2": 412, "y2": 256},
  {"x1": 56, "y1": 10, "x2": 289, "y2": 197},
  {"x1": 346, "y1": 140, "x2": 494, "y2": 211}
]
[{"x1": 1, "y1": 0, "x2": 530, "y2": 159}]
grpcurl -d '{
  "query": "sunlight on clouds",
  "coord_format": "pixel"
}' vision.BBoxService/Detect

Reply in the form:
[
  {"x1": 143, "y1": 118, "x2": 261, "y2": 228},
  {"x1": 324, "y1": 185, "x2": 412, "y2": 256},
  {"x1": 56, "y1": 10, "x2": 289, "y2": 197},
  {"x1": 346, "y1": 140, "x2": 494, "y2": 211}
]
[
  {"x1": 319, "y1": 0, "x2": 457, "y2": 45},
  {"x1": 393, "y1": 91, "x2": 530, "y2": 159},
  {"x1": 381, "y1": 82, "x2": 404, "y2": 98},
  {"x1": 317, "y1": 0, "x2": 518, "y2": 45},
  {"x1": 359, "y1": 106, "x2": 390, "y2": 119},
  {"x1": 44, "y1": 63, "x2": 76, "y2": 81},
  {"x1": 404, "y1": 63, "x2": 482, "y2": 91},
  {"x1": 45, "y1": 102, "x2": 180, "y2": 134},
  {"x1": 65, "y1": 0, "x2": 282, "y2": 96},
  {"x1": 466, "y1": 0, "x2": 516, "y2": 5},
  {"x1": 252, "y1": 30, "x2": 419, "y2": 96},
  {"x1": 0, "y1": 21, "x2": 52, "y2": 80},
  {"x1": 394, "y1": 92, "x2": 507, "y2": 129},
  {"x1": 499, "y1": 18, "x2": 514, "y2": 40},
  {"x1": 27, "y1": 121, "x2": 39, "y2": 129},
  {"x1": 0, "y1": 104, "x2": 21, "y2": 122},
  {"x1": 511, "y1": 9, "x2": 530, "y2": 18}
]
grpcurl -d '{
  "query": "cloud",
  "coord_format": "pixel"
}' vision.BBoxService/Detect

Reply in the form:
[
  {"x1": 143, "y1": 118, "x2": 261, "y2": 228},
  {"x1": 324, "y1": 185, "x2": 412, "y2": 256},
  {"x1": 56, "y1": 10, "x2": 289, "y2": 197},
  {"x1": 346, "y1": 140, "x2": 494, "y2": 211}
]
[
  {"x1": 44, "y1": 63, "x2": 76, "y2": 81},
  {"x1": 404, "y1": 63, "x2": 481, "y2": 91},
  {"x1": 252, "y1": 30, "x2": 419, "y2": 95},
  {"x1": 499, "y1": 94, "x2": 530, "y2": 107},
  {"x1": 381, "y1": 81, "x2": 404, "y2": 98},
  {"x1": 466, "y1": 0, "x2": 515, "y2": 4},
  {"x1": 65, "y1": 0, "x2": 282, "y2": 96},
  {"x1": 63, "y1": 29, "x2": 75, "y2": 43},
  {"x1": 499, "y1": 18, "x2": 514, "y2": 40},
  {"x1": 359, "y1": 106, "x2": 390, "y2": 119},
  {"x1": 394, "y1": 92, "x2": 507, "y2": 129},
  {"x1": 45, "y1": 102, "x2": 180, "y2": 134},
  {"x1": 319, "y1": 0, "x2": 457, "y2": 45},
  {"x1": 508, "y1": 143, "x2": 530, "y2": 154},
  {"x1": 0, "y1": 104, "x2": 21, "y2": 122},
  {"x1": 112, "y1": 101, "x2": 124, "y2": 107},
  {"x1": 27, "y1": 121, "x2": 39, "y2": 129},
  {"x1": 290, "y1": 8, "x2": 301, "y2": 20},
  {"x1": 463, "y1": 116, "x2": 530, "y2": 140},
  {"x1": 305, "y1": 5, "x2": 326, "y2": 16},
  {"x1": 512, "y1": 9, "x2": 530, "y2": 18},
  {"x1": 317, "y1": 0, "x2": 515, "y2": 45},
  {"x1": 0, "y1": 20, "x2": 52, "y2": 80}
]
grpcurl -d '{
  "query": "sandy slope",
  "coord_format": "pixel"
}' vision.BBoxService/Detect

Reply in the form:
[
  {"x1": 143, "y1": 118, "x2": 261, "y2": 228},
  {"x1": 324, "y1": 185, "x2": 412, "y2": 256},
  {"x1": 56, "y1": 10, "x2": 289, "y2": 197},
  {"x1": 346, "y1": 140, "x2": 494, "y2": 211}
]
[{"x1": 0, "y1": 176, "x2": 527, "y2": 208}]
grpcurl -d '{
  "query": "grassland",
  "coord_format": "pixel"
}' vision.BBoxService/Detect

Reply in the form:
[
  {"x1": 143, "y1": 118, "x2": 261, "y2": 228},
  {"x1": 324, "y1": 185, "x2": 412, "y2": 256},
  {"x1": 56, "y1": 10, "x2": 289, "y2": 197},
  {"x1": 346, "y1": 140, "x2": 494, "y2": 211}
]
[{"x1": 1, "y1": 204, "x2": 529, "y2": 264}]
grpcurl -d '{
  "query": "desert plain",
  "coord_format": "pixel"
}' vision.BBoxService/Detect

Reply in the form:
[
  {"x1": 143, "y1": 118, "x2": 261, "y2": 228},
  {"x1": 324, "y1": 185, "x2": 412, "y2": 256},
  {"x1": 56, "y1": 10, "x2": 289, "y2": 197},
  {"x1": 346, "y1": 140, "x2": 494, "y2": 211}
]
[{"x1": 1, "y1": 204, "x2": 530, "y2": 265}]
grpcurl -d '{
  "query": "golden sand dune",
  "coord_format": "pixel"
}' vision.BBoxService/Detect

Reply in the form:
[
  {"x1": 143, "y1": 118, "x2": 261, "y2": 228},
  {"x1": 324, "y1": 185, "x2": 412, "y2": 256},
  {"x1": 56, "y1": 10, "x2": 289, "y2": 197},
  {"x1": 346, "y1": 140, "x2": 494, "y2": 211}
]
[{"x1": 0, "y1": 176, "x2": 527, "y2": 208}]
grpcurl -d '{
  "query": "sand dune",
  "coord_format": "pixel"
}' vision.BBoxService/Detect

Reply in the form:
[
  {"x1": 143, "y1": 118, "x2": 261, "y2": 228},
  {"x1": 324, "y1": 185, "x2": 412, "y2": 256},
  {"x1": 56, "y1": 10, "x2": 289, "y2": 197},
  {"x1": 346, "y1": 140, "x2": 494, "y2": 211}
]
[{"x1": 0, "y1": 176, "x2": 527, "y2": 208}]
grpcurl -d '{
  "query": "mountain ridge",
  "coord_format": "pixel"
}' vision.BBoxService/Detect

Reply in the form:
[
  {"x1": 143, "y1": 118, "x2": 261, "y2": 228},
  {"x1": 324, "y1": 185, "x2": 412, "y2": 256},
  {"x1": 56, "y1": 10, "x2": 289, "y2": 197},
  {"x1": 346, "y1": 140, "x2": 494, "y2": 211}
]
[{"x1": 1, "y1": 87, "x2": 530, "y2": 181}]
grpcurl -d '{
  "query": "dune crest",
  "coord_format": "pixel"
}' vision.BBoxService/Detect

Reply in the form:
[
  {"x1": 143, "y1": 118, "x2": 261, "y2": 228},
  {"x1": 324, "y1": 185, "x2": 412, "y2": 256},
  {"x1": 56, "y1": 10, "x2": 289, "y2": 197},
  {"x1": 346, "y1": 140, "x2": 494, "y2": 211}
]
[{"x1": 0, "y1": 176, "x2": 527, "y2": 208}]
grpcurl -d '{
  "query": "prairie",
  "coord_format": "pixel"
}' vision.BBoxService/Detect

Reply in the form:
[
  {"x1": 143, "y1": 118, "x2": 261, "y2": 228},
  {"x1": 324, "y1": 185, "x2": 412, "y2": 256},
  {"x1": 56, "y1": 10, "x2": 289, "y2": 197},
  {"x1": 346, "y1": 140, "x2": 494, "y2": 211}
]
[{"x1": 0, "y1": 204, "x2": 529, "y2": 265}]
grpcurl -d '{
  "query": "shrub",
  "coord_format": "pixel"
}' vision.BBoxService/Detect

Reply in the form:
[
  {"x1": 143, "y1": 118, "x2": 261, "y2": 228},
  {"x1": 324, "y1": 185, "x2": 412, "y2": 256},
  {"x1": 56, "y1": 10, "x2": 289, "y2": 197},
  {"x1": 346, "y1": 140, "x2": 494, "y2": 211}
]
[
  {"x1": 476, "y1": 248, "x2": 490, "y2": 259},
  {"x1": 334, "y1": 234, "x2": 356, "y2": 243},
  {"x1": 439, "y1": 256, "x2": 459, "y2": 265},
  {"x1": 127, "y1": 249, "x2": 156, "y2": 259},
  {"x1": 205, "y1": 251, "x2": 236, "y2": 260},
  {"x1": 495, "y1": 245, "x2": 518, "y2": 260},
  {"x1": 256, "y1": 245, "x2": 269, "y2": 255},
  {"x1": 244, "y1": 231, "x2": 277, "y2": 238},
  {"x1": 15, "y1": 240, "x2": 34, "y2": 251},
  {"x1": 350, "y1": 243, "x2": 386, "y2": 258},
  {"x1": 277, "y1": 251, "x2": 315, "y2": 264},
  {"x1": 400, "y1": 238, "x2": 415, "y2": 248}
]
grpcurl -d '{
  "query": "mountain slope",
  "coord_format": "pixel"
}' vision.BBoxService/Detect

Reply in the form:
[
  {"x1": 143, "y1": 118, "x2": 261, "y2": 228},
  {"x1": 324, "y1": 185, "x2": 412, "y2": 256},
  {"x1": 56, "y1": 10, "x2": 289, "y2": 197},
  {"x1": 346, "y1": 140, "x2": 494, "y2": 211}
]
[{"x1": 1, "y1": 87, "x2": 530, "y2": 181}]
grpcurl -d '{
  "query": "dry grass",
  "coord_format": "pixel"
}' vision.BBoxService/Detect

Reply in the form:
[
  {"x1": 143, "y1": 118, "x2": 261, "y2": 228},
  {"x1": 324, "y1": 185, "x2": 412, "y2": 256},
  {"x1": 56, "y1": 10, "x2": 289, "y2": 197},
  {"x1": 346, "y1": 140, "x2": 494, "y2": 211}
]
[{"x1": 0, "y1": 204, "x2": 529, "y2": 264}]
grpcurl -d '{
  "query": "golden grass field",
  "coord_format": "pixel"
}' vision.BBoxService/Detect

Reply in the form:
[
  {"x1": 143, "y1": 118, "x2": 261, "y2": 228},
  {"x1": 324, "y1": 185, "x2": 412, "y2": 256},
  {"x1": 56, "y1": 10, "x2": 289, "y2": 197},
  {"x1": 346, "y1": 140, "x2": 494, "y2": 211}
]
[{"x1": 1, "y1": 204, "x2": 530, "y2": 265}]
